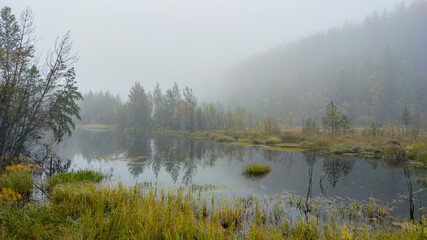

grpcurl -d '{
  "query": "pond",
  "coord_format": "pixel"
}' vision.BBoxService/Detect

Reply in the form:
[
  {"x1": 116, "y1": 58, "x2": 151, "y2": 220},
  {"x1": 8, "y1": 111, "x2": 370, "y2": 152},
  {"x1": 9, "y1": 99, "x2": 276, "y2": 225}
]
[{"x1": 57, "y1": 129, "x2": 427, "y2": 220}]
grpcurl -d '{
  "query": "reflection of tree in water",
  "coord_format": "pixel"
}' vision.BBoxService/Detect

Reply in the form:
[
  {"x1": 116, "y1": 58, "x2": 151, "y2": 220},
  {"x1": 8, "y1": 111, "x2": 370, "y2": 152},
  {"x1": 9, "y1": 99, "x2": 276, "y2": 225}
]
[
  {"x1": 203, "y1": 142, "x2": 222, "y2": 167},
  {"x1": 77, "y1": 130, "x2": 127, "y2": 162},
  {"x1": 263, "y1": 149, "x2": 280, "y2": 162},
  {"x1": 76, "y1": 131, "x2": 298, "y2": 184},
  {"x1": 322, "y1": 156, "x2": 355, "y2": 187},
  {"x1": 279, "y1": 151, "x2": 296, "y2": 170},
  {"x1": 154, "y1": 135, "x2": 181, "y2": 182},
  {"x1": 304, "y1": 152, "x2": 317, "y2": 200},
  {"x1": 126, "y1": 132, "x2": 152, "y2": 177},
  {"x1": 182, "y1": 141, "x2": 197, "y2": 185}
]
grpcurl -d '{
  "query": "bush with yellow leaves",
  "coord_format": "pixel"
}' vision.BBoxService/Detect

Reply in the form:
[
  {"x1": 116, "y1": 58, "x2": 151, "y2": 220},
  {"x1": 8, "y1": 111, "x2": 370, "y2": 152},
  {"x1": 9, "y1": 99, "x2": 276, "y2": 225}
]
[{"x1": 0, "y1": 187, "x2": 22, "y2": 203}]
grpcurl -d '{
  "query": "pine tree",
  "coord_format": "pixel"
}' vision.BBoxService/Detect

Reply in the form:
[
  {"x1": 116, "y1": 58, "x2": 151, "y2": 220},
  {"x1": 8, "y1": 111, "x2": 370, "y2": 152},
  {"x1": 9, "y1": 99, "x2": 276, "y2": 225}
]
[
  {"x1": 127, "y1": 82, "x2": 152, "y2": 129},
  {"x1": 322, "y1": 101, "x2": 341, "y2": 134},
  {"x1": 340, "y1": 114, "x2": 354, "y2": 134},
  {"x1": 303, "y1": 118, "x2": 319, "y2": 136},
  {"x1": 400, "y1": 107, "x2": 412, "y2": 133}
]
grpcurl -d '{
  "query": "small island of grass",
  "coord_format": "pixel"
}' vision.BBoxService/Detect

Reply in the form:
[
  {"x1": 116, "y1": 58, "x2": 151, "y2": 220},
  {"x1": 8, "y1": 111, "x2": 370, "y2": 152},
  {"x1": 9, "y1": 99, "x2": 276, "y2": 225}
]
[{"x1": 242, "y1": 163, "x2": 271, "y2": 177}]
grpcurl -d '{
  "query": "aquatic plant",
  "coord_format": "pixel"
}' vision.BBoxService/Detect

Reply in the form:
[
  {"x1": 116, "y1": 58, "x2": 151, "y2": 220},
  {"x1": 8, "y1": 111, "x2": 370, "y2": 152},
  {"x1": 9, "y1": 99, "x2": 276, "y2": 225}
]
[{"x1": 242, "y1": 163, "x2": 271, "y2": 177}]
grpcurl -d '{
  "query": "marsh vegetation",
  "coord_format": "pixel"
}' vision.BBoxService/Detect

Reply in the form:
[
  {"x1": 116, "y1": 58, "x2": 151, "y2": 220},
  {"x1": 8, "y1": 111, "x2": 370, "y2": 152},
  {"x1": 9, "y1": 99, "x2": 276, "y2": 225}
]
[{"x1": 2, "y1": 2, "x2": 427, "y2": 239}]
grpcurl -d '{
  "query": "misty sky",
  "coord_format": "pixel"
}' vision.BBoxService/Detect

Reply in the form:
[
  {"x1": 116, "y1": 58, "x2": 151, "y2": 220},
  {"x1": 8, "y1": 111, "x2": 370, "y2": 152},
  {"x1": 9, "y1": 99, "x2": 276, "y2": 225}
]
[{"x1": 3, "y1": 0, "x2": 412, "y2": 101}]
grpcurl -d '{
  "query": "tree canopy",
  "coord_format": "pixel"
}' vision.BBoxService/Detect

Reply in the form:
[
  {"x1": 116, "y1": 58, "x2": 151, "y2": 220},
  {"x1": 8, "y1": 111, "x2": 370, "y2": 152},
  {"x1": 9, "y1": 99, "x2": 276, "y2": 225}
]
[{"x1": 0, "y1": 7, "x2": 82, "y2": 167}]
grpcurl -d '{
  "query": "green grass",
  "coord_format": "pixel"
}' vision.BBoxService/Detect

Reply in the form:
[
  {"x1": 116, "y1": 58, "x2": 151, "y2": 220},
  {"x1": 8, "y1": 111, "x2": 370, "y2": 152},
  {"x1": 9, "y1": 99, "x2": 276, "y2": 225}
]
[
  {"x1": 242, "y1": 163, "x2": 272, "y2": 176},
  {"x1": 0, "y1": 182, "x2": 426, "y2": 239},
  {"x1": 0, "y1": 165, "x2": 425, "y2": 239},
  {"x1": 47, "y1": 170, "x2": 106, "y2": 187},
  {"x1": 406, "y1": 142, "x2": 427, "y2": 165}
]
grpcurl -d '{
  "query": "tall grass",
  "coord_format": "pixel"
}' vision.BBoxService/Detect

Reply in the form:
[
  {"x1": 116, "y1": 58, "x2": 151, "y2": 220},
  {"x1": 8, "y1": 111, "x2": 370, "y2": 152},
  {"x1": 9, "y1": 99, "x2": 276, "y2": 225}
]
[
  {"x1": 0, "y1": 182, "x2": 425, "y2": 239},
  {"x1": 243, "y1": 163, "x2": 271, "y2": 177},
  {"x1": 0, "y1": 168, "x2": 425, "y2": 239},
  {"x1": 47, "y1": 169, "x2": 105, "y2": 187}
]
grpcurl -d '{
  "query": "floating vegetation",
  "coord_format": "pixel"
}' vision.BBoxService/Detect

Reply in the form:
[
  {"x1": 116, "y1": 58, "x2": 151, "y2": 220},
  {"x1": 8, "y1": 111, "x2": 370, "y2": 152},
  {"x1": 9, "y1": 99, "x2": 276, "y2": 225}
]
[
  {"x1": 189, "y1": 183, "x2": 218, "y2": 192},
  {"x1": 80, "y1": 124, "x2": 118, "y2": 132},
  {"x1": 242, "y1": 163, "x2": 271, "y2": 178},
  {"x1": 275, "y1": 143, "x2": 301, "y2": 147},
  {"x1": 211, "y1": 134, "x2": 236, "y2": 143},
  {"x1": 231, "y1": 141, "x2": 257, "y2": 147},
  {"x1": 264, "y1": 146, "x2": 305, "y2": 152},
  {"x1": 92, "y1": 156, "x2": 145, "y2": 161},
  {"x1": 110, "y1": 156, "x2": 145, "y2": 161}
]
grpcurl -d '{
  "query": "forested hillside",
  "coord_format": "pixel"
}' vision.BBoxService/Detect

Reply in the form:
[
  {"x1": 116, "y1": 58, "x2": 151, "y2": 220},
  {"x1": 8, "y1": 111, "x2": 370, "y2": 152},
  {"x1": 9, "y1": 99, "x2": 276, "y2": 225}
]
[{"x1": 225, "y1": 1, "x2": 427, "y2": 125}]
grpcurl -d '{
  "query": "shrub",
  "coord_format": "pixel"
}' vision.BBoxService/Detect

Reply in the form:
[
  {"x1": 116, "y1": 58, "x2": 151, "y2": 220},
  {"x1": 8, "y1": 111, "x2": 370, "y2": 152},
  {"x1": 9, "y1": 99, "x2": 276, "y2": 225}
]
[{"x1": 0, "y1": 168, "x2": 33, "y2": 196}]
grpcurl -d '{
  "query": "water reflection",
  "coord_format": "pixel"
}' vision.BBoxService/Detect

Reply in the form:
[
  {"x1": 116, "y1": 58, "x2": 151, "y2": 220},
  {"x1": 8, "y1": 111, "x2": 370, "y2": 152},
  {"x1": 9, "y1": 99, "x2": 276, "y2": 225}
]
[
  {"x1": 323, "y1": 156, "x2": 354, "y2": 187},
  {"x1": 57, "y1": 130, "x2": 426, "y2": 219}
]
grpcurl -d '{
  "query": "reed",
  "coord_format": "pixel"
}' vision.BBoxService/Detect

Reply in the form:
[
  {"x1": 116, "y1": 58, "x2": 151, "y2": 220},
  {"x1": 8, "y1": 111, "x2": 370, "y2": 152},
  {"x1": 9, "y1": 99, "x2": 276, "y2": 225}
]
[
  {"x1": 47, "y1": 169, "x2": 105, "y2": 186},
  {"x1": 0, "y1": 169, "x2": 426, "y2": 239},
  {"x1": 243, "y1": 163, "x2": 272, "y2": 176}
]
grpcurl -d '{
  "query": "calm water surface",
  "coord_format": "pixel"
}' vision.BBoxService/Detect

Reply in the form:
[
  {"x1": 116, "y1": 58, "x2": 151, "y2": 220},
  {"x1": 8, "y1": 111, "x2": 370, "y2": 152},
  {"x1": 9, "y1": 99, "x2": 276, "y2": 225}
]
[{"x1": 57, "y1": 130, "x2": 427, "y2": 219}]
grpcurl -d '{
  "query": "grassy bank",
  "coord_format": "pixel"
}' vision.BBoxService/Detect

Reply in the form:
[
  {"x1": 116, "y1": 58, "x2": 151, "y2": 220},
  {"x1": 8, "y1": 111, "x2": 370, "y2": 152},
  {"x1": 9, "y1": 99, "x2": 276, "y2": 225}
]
[
  {"x1": 184, "y1": 130, "x2": 427, "y2": 166},
  {"x1": 0, "y1": 167, "x2": 426, "y2": 239}
]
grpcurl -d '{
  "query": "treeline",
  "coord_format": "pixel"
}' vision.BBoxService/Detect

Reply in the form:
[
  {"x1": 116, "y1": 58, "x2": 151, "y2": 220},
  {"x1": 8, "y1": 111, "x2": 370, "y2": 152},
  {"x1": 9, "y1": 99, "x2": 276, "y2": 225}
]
[
  {"x1": 80, "y1": 81, "x2": 427, "y2": 139},
  {"x1": 80, "y1": 82, "x2": 263, "y2": 132},
  {"x1": 224, "y1": 1, "x2": 427, "y2": 125}
]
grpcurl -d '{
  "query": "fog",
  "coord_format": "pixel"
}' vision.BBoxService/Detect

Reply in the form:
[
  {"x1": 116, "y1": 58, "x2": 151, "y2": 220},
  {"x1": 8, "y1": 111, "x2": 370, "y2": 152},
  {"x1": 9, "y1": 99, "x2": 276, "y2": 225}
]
[{"x1": 3, "y1": 0, "x2": 411, "y2": 100}]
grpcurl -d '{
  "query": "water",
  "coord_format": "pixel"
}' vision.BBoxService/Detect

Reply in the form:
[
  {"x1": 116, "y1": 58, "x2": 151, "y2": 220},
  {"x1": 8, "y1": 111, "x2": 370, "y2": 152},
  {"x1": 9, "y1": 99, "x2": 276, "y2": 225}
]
[{"x1": 57, "y1": 129, "x2": 427, "y2": 219}]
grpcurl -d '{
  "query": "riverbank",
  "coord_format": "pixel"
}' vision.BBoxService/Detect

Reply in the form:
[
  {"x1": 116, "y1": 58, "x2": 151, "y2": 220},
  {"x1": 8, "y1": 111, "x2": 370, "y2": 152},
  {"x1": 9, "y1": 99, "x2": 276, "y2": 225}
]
[{"x1": 0, "y1": 168, "x2": 425, "y2": 239}]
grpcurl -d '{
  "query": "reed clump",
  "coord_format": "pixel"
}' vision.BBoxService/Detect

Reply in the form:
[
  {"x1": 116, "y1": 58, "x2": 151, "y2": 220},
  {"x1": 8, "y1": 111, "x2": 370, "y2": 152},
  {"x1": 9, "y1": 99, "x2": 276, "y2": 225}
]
[
  {"x1": 242, "y1": 163, "x2": 271, "y2": 177},
  {"x1": 47, "y1": 169, "x2": 105, "y2": 187}
]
